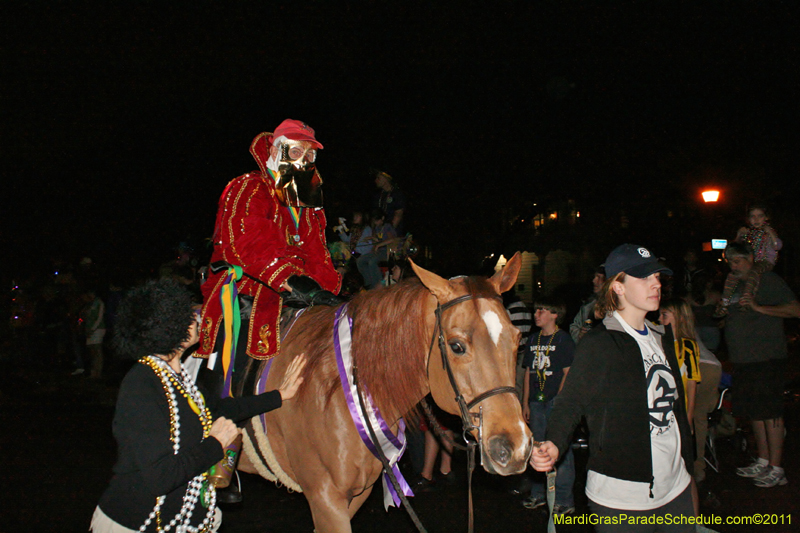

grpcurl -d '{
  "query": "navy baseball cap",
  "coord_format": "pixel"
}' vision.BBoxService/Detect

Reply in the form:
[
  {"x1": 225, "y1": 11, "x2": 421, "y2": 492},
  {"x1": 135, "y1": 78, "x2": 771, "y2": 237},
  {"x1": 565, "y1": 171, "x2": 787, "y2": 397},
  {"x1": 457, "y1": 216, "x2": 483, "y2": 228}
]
[{"x1": 604, "y1": 244, "x2": 673, "y2": 279}]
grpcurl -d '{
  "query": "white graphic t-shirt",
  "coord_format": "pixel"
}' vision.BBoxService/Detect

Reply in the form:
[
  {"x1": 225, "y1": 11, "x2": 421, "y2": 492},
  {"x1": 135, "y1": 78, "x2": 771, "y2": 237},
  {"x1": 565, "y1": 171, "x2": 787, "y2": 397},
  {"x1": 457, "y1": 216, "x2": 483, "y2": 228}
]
[{"x1": 586, "y1": 312, "x2": 691, "y2": 510}]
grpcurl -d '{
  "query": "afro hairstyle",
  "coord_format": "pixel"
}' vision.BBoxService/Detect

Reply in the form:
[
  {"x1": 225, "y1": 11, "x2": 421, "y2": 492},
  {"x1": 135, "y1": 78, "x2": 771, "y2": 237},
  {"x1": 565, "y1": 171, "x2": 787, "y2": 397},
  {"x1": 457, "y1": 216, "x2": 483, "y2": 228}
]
[{"x1": 113, "y1": 279, "x2": 196, "y2": 360}]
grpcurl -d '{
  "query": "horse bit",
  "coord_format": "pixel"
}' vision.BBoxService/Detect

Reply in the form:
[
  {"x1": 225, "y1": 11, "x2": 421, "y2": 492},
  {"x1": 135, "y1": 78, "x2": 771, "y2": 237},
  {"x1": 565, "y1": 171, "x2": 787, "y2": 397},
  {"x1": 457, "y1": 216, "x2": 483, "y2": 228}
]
[
  {"x1": 431, "y1": 294, "x2": 556, "y2": 533},
  {"x1": 356, "y1": 292, "x2": 523, "y2": 533},
  {"x1": 426, "y1": 293, "x2": 522, "y2": 533}
]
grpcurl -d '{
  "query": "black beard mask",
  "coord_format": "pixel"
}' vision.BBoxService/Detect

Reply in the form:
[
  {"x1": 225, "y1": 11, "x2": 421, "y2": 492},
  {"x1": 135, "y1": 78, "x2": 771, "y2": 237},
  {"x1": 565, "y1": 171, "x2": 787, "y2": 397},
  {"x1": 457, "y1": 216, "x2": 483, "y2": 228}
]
[{"x1": 275, "y1": 144, "x2": 323, "y2": 207}]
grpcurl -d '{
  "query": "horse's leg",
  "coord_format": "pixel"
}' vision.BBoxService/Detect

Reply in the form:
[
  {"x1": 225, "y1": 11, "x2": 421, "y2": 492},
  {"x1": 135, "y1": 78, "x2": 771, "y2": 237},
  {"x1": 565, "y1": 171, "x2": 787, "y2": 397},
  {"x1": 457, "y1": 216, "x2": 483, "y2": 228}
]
[
  {"x1": 305, "y1": 486, "x2": 355, "y2": 533},
  {"x1": 346, "y1": 486, "x2": 374, "y2": 519}
]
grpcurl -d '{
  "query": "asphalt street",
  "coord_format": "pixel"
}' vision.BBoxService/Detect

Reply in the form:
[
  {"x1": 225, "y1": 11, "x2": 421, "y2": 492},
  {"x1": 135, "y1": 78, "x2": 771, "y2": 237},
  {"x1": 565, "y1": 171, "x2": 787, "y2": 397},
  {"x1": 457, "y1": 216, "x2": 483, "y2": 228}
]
[{"x1": 1, "y1": 355, "x2": 798, "y2": 533}]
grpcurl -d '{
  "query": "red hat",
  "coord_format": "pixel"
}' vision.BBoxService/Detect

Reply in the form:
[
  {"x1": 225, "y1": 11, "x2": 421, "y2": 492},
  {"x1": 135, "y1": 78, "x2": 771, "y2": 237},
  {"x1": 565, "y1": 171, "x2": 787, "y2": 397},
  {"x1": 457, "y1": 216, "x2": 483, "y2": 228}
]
[{"x1": 270, "y1": 119, "x2": 323, "y2": 149}]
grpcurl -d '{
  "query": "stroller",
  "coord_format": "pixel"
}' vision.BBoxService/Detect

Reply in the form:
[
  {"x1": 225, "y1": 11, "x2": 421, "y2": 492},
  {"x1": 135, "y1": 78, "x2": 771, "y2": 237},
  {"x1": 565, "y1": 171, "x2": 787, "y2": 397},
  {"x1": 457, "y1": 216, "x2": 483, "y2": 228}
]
[{"x1": 704, "y1": 372, "x2": 748, "y2": 473}]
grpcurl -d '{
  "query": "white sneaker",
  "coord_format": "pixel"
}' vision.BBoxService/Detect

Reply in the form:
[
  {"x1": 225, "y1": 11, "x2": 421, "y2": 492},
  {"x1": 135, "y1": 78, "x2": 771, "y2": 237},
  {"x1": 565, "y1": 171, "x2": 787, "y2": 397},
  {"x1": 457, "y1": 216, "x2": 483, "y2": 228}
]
[
  {"x1": 71, "y1": 368, "x2": 85, "y2": 376},
  {"x1": 754, "y1": 466, "x2": 788, "y2": 488},
  {"x1": 736, "y1": 459, "x2": 768, "y2": 478}
]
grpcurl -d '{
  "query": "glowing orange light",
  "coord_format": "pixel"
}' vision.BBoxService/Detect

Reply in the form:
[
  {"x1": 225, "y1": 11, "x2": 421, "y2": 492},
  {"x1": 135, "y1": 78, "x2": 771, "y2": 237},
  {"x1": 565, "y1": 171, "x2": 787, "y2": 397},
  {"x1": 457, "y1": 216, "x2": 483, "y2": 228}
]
[{"x1": 702, "y1": 190, "x2": 720, "y2": 203}]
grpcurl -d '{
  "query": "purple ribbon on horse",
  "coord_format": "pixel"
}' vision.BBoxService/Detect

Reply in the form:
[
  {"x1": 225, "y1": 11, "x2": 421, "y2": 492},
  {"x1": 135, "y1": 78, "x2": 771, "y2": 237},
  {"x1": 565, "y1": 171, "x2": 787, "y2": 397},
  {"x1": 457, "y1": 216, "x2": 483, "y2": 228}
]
[{"x1": 333, "y1": 304, "x2": 413, "y2": 510}]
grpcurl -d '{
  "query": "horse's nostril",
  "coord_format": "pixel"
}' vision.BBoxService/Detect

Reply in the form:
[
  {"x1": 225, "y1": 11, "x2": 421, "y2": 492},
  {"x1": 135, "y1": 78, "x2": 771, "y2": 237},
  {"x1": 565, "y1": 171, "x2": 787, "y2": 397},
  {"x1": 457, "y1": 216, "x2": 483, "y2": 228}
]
[{"x1": 488, "y1": 435, "x2": 513, "y2": 466}]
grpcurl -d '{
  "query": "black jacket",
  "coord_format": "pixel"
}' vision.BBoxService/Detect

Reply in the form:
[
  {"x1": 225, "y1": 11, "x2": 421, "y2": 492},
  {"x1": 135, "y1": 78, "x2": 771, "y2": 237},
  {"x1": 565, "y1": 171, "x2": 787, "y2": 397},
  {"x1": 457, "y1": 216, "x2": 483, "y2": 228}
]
[
  {"x1": 546, "y1": 314, "x2": 693, "y2": 490},
  {"x1": 98, "y1": 362, "x2": 282, "y2": 531}
]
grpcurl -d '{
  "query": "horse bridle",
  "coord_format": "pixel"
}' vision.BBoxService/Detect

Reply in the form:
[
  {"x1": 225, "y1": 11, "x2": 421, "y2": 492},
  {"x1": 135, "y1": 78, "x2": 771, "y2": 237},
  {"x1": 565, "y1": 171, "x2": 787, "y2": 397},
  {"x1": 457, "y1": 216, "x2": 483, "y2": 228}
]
[
  {"x1": 428, "y1": 293, "x2": 519, "y2": 443},
  {"x1": 424, "y1": 293, "x2": 520, "y2": 533},
  {"x1": 355, "y1": 292, "x2": 521, "y2": 533}
]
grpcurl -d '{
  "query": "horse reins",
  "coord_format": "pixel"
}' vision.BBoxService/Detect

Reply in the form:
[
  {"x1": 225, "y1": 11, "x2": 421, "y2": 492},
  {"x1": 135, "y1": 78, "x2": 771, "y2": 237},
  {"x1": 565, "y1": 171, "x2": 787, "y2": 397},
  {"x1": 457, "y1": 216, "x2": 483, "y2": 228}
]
[
  {"x1": 429, "y1": 294, "x2": 519, "y2": 441},
  {"x1": 354, "y1": 292, "x2": 521, "y2": 533},
  {"x1": 428, "y1": 293, "x2": 519, "y2": 533},
  {"x1": 352, "y1": 366, "x2": 429, "y2": 533}
]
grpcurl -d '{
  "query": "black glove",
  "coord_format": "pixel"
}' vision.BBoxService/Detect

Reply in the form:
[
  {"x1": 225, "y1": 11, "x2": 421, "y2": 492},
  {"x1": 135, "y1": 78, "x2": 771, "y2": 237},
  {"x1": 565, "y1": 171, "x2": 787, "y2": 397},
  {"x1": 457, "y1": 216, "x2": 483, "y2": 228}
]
[{"x1": 281, "y1": 275, "x2": 344, "y2": 308}]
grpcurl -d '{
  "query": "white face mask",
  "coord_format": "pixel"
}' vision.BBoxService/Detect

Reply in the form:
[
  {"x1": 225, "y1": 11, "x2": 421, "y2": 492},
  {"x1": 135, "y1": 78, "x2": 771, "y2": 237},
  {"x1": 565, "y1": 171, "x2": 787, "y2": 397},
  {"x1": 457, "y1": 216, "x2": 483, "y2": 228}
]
[{"x1": 267, "y1": 136, "x2": 317, "y2": 169}]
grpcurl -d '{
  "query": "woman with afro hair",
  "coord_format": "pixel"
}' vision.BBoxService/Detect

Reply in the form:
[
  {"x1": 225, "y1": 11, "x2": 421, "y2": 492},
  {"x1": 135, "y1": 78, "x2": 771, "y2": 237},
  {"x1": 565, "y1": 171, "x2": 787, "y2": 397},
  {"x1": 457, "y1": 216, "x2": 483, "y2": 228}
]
[{"x1": 91, "y1": 279, "x2": 306, "y2": 532}]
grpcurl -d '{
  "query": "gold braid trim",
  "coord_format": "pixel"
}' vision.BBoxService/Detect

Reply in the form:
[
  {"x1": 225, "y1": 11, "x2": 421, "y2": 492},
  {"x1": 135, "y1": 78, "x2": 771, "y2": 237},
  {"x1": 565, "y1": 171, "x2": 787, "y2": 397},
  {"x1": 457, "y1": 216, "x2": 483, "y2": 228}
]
[
  {"x1": 244, "y1": 184, "x2": 257, "y2": 217},
  {"x1": 268, "y1": 263, "x2": 293, "y2": 286},
  {"x1": 274, "y1": 295, "x2": 283, "y2": 355},
  {"x1": 243, "y1": 415, "x2": 302, "y2": 492},
  {"x1": 194, "y1": 275, "x2": 228, "y2": 358},
  {"x1": 226, "y1": 179, "x2": 255, "y2": 265},
  {"x1": 248, "y1": 285, "x2": 276, "y2": 359}
]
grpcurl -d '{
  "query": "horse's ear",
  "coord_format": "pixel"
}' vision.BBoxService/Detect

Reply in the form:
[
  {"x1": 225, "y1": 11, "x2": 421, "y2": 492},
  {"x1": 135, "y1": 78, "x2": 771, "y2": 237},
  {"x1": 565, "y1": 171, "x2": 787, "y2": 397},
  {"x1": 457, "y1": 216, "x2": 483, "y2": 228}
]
[
  {"x1": 409, "y1": 258, "x2": 455, "y2": 303},
  {"x1": 489, "y1": 252, "x2": 522, "y2": 294}
]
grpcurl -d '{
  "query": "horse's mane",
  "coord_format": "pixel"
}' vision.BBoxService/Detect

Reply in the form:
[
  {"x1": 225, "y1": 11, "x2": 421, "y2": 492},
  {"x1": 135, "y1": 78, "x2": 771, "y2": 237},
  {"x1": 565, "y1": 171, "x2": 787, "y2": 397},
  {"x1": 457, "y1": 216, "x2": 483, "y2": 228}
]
[
  {"x1": 298, "y1": 275, "x2": 499, "y2": 421},
  {"x1": 347, "y1": 278, "x2": 431, "y2": 420}
]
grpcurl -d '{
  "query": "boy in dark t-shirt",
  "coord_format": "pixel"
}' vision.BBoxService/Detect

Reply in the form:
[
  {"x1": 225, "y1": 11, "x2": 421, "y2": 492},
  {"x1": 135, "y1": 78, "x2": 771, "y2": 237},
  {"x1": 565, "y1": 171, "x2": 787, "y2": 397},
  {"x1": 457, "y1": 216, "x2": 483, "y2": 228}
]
[{"x1": 521, "y1": 298, "x2": 576, "y2": 515}]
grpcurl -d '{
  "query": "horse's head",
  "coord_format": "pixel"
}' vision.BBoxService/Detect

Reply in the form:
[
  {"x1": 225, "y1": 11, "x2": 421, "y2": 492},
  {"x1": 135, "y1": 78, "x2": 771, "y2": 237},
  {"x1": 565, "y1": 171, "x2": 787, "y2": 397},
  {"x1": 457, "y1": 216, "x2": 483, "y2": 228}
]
[{"x1": 411, "y1": 253, "x2": 533, "y2": 475}]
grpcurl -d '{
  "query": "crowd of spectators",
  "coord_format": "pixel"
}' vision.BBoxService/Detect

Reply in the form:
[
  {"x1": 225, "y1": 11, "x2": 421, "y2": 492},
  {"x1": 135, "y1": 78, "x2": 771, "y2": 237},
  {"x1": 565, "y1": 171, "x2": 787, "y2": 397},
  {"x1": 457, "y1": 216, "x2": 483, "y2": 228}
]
[
  {"x1": 333, "y1": 170, "x2": 412, "y2": 292},
  {"x1": 5, "y1": 185, "x2": 798, "y2": 532},
  {"x1": 4, "y1": 244, "x2": 204, "y2": 378}
]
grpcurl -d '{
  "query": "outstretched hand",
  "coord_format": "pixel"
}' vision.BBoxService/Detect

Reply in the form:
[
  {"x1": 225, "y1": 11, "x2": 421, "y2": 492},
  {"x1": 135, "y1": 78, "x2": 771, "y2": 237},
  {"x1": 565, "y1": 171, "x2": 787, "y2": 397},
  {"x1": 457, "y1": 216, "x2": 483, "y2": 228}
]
[
  {"x1": 278, "y1": 354, "x2": 308, "y2": 401},
  {"x1": 530, "y1": 441, "x2": 559, "y2": 472}
]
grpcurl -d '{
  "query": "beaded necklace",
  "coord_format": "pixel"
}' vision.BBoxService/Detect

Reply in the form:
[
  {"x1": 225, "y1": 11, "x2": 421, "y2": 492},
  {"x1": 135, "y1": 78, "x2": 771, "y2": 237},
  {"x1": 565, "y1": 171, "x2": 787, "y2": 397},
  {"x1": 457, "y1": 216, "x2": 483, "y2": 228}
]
[
  {"x1": 533, "y1": 328, "x2": 558, "y2": 402},
  {"x1": 138, "y1": 355, "x2": 216, "y2": 533},
  {"x1": 745, "y1": 225, "x2": 772, "y2": 263}
]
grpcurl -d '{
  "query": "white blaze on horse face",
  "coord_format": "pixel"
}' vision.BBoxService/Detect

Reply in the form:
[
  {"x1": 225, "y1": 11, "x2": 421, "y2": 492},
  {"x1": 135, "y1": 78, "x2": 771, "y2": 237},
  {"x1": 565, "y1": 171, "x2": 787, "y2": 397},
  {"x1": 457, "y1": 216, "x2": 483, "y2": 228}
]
[
  {"x1": 518, "y1": 420, "x2": 529, "y2": 442},
  {"x1": 482, "y1": 310, "x2": 503, "y2": 346}
]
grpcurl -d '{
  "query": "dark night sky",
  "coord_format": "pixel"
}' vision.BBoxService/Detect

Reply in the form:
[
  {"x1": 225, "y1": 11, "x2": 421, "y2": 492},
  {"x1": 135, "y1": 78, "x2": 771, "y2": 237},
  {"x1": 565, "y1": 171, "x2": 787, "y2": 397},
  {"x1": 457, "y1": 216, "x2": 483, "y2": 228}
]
[{"x1": 3, "y1": 2, "x2": 800, "y2": 277}]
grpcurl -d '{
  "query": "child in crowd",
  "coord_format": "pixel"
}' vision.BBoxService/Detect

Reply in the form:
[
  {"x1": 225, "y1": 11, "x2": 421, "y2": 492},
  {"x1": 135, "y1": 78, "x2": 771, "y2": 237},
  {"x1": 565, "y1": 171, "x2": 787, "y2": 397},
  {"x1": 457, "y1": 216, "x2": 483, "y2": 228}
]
[
  {"x1": 658, "y1": 299, "x2": 702, "y2": 428},
  {"x1": 336, "y1": 210, "x2": 366, "y2": 256},
  {"x1": 521, "y1": 297, "x2": 576, "y2": 516},
  {"x1": 716, "y1": 204, "x2": 782, "y2": 317},
  {"x1": 661, "y1": 297, "x2": 722, "y2": 516},
  {"x1": 355, "y1": 208, "x2": 397, "y2": 289}
]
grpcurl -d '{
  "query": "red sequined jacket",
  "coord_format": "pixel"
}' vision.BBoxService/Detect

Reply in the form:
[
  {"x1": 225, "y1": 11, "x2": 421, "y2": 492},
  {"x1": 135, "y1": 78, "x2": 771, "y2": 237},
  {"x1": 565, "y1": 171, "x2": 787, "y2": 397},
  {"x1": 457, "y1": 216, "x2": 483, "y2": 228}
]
[{"x1": 197, "y1": 132, "x2": 341, "y2": 360}]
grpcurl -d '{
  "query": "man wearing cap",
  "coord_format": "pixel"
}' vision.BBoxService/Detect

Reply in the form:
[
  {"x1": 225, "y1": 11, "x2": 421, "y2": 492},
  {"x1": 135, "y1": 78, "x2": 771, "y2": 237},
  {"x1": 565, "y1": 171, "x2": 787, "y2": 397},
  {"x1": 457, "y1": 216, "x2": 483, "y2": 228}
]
[
  {"x1": 197, "y1": 119, "x2": 341, "y2": 365},
  {"x1": 569, "y1": 265, "x2": 606, "y2": 344},
  {"x1": 194, "y1": 120, "x2": 342, "y2": 503},
  {"x1": 373, "y1": 170, "x2": 407, "y2": 234},
  {"x1": 723, "y1": 242, "x2": 800, "y2": 488},
  {"x1": 531, "y1": 245, "x2": 696, "y2": 530}
]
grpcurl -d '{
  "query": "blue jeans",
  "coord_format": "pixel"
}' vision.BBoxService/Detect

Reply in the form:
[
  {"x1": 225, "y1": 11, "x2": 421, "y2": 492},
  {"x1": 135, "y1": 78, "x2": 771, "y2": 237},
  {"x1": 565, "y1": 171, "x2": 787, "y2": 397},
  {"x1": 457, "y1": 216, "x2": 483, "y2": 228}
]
[
  {"x1": 529, "y1": 398, "x2": 575, "y2": 507},
  {"x1": 357, "y1": 252, "x2": 383, "y2": 289}
]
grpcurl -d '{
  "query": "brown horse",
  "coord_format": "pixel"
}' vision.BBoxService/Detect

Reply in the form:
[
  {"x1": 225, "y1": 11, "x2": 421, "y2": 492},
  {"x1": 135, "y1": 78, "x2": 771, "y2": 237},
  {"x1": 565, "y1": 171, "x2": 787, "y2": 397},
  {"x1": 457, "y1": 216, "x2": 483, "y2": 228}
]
[{"x1": 239, "y1": 253, "x2": 532, "y2": 532}]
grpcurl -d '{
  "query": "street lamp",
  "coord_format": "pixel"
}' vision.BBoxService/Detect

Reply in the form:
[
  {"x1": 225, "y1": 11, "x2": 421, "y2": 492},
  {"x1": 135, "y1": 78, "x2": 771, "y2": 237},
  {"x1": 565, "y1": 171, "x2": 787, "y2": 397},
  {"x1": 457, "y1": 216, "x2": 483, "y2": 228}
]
[{"x1": 702, "y1": 190, "x2": 720, "y2": 203}]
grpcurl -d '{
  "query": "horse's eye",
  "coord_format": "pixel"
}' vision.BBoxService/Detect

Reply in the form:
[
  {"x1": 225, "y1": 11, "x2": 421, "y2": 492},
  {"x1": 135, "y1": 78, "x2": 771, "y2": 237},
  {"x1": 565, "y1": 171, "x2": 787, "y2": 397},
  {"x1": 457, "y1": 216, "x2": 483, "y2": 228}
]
[{"x1": 448, "y1": 341, "x2": 467, "y2": 355}]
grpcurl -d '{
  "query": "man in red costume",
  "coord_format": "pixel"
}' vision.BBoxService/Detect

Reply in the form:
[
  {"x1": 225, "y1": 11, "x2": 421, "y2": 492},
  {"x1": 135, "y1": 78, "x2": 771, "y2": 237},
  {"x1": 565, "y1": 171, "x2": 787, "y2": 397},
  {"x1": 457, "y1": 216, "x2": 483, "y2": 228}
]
[
  {"x1": 197, "y1": 119, "x2": 342, "y2": 362},
  {"x1": 194, "y1": 119, "x2": 342, "y2": 503}
]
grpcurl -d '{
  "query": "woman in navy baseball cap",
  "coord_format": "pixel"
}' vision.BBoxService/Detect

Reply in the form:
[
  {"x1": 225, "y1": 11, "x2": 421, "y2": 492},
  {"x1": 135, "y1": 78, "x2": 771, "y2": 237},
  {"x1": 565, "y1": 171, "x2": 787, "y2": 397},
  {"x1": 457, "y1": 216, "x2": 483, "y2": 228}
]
[{"x1": 530, "y1": 245, "x2": 695, "y2": 532}]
